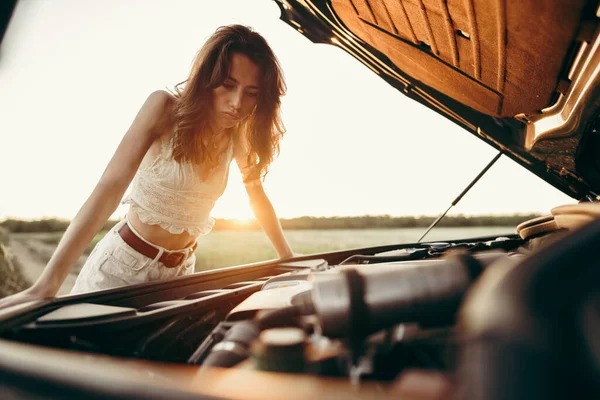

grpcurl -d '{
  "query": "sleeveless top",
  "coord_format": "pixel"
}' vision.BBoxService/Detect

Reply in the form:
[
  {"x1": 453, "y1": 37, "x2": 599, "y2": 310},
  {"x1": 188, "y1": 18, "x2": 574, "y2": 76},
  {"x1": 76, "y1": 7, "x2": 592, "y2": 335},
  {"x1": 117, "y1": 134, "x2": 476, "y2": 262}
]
[{"x1": 122, "y1": 136, "x2": 235, "y2": 236}]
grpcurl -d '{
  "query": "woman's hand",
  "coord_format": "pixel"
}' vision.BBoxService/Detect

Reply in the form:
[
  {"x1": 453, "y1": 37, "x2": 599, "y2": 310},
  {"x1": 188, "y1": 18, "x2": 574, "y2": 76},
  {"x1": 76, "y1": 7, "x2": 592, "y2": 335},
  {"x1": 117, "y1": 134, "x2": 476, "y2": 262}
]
[{"x1": 0, "y1": 286, "x2": 51, "y2": 311}]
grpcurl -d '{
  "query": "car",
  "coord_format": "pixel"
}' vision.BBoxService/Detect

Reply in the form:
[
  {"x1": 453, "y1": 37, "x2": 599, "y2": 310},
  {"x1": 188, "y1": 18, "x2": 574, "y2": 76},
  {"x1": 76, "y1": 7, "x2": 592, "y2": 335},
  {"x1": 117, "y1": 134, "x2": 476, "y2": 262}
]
[{"x1": 1, "y1": 0, "x2": 599, "y2": 399}]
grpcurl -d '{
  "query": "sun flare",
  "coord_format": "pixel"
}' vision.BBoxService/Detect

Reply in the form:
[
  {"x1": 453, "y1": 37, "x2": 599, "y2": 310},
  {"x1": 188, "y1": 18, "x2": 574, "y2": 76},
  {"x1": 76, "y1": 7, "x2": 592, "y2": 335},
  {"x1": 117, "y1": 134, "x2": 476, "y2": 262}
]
[{"x1": 232, "y1": 217, "x2": 255, "y2": 226}]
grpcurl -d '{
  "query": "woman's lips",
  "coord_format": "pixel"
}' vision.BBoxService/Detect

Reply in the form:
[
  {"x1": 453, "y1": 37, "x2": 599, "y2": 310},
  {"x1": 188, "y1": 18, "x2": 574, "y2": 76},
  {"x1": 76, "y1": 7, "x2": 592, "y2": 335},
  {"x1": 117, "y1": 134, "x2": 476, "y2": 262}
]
[{"x1": 223, "y1": 111, "x2": 238, "y2": 119}]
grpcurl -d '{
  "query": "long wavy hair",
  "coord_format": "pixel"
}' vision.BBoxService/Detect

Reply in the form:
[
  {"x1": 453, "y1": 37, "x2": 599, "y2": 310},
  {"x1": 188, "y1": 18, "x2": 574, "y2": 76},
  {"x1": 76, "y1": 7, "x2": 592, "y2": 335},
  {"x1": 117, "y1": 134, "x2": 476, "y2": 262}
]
[{"x1": 171, "y1": 25, "x2": 286, "y2": 180}]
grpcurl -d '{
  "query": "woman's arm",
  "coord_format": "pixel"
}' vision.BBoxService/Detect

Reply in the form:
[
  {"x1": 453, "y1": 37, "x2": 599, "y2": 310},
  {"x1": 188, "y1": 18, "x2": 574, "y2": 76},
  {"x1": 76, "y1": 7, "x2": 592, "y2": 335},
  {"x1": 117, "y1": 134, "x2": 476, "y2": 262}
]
[
  {"x1": 0, "y1": 90, "x2": 171, "y2": 307},
  {"x1": 245, "y1": 182, "x2": 294, "y2": 259},
  {"x1": 232, "y1": 127, "x2": 293, "y2": 260}
]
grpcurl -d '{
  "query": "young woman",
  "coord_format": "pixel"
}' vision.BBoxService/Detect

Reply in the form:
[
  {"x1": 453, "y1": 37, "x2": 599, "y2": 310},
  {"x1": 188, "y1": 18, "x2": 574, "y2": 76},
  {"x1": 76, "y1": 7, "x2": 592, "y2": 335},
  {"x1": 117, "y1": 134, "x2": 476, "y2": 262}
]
[{"x1": 0, "y1": 25, "x2": 294, "y2": 307}]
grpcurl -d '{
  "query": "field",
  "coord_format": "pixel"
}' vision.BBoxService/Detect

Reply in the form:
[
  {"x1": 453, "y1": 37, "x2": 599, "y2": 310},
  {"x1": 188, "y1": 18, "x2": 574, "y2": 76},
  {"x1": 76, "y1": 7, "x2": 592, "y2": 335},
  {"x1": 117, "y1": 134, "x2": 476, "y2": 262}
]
[
  {"x1": 194, "y1": 227, "x2": 514, "y2": 270},
  {"x1": 20, "y1": 226, "x2": 515, "y2": 272}
]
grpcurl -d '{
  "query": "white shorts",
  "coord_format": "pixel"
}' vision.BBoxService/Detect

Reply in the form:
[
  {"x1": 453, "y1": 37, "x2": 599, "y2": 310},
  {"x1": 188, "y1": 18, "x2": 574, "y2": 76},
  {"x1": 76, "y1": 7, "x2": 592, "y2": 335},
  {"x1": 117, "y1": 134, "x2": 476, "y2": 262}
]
[{"x1": 71, "y1": 219, "x2": 196, "y2": 294}]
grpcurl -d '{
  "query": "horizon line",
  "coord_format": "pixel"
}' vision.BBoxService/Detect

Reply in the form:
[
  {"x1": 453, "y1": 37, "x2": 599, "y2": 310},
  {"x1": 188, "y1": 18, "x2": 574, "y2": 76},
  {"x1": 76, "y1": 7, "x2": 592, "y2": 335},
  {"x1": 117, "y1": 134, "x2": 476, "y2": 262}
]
[{"x1": 0, "y1": 212, "x2": 544, "y2": 223}]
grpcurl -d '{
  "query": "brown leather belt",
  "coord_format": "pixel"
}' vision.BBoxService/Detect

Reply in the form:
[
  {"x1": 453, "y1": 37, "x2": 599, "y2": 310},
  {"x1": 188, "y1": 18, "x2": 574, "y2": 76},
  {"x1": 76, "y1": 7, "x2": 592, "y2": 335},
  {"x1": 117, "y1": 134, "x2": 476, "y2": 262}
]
[{"x1": 118, "y1": 223, "x2": 197, "y2": 268}]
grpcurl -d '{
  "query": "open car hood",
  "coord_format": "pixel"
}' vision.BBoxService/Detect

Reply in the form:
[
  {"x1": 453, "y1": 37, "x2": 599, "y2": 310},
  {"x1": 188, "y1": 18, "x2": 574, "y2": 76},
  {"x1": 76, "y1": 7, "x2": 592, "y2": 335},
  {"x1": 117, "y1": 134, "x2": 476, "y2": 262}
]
[
  {"x1": 3, "y1": 3, "x2": 600, "y2": 397},
  {"x1": 275, "y1": 0, "x2": 600, "y2": 200}
]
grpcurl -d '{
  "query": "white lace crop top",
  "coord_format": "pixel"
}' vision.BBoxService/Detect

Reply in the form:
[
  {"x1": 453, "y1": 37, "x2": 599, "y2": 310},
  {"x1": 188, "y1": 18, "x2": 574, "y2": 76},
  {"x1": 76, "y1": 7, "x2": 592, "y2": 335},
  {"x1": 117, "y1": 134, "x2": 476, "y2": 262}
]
[{"x1": 122, "y1": 136, "x2": 236, "y2": 236}]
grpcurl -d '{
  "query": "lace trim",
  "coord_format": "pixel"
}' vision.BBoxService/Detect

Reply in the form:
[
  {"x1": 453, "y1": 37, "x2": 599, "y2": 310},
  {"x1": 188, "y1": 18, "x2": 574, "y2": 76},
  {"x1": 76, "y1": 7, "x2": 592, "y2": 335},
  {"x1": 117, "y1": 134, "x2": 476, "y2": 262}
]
[{"x1": 122, "y1": 173, "x2": 221, "y2": 236}]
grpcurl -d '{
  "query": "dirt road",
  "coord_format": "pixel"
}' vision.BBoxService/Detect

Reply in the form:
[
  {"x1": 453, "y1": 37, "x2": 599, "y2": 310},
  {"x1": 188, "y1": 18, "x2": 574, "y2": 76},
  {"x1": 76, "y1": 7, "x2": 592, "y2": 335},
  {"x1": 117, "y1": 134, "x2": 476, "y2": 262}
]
[{"x1": 9, "y1": 236, "x2": 87, "y2": 296}]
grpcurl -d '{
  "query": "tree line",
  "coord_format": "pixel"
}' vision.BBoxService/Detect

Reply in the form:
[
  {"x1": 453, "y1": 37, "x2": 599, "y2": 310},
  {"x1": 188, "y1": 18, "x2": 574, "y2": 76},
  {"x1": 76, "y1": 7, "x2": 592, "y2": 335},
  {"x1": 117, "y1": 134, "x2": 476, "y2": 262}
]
[{"x1": 0, "y1": 214, "x2": 540, "y2": 233}]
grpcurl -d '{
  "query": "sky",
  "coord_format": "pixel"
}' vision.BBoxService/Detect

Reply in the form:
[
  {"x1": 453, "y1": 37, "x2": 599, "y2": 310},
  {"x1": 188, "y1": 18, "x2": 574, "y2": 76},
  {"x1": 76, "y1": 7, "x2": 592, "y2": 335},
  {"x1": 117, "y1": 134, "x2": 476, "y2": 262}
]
[{"x1": 0, "y1": 0, "x2": 574, "y2": 221}]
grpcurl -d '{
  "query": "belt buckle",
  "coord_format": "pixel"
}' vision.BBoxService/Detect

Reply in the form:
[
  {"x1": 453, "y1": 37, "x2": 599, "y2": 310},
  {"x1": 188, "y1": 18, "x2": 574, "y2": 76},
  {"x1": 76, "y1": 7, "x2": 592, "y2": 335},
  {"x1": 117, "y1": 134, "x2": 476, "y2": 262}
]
[{"x1": 163, "y1": 251, "x2": 185, "y2": 268}]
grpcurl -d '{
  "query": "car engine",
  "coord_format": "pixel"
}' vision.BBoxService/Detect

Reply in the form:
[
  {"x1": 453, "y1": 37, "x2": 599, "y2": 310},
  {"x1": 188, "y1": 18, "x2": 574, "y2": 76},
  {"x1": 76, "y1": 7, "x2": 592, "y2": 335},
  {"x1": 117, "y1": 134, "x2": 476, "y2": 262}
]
[{"x1": 2, "y1": 218, "x2": 599, "y2": 399}]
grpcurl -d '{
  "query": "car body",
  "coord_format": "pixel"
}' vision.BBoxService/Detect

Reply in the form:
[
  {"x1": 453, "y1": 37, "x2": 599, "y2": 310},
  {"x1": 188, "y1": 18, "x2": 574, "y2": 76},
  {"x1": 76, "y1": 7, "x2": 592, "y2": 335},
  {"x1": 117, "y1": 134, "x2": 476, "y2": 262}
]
[{"x1": 1, "y1": 1, "x2": 599, "y2": 399}]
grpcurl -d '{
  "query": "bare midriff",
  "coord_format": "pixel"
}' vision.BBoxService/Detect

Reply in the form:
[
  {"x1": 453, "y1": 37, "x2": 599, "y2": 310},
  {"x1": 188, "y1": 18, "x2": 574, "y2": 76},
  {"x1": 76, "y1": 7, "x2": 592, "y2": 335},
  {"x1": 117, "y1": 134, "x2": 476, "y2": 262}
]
[{"x1": 127, "y1": 209, "x2": 198, "y2": 250}]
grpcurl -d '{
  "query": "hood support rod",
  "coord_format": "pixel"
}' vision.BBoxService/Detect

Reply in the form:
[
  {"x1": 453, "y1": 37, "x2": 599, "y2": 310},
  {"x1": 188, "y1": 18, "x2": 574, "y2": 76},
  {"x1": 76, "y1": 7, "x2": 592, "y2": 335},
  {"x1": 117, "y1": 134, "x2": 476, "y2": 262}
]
[{"x1": 417, "y1": 151, "x2": 503, "y2": 242}]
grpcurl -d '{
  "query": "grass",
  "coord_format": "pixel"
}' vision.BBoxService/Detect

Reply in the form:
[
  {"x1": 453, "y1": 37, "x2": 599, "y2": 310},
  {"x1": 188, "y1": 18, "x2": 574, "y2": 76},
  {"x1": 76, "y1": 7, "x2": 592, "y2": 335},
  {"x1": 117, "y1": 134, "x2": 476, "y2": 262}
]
[
  {"x1": 195, "y1": 226, "x2": 515, "y2": 271},
  {"x1": 0, "y1": 228, "x2": 30, "y2": 297},
  {"x1": 12, "y1": 226, "x2": 515, "y2": 272}
]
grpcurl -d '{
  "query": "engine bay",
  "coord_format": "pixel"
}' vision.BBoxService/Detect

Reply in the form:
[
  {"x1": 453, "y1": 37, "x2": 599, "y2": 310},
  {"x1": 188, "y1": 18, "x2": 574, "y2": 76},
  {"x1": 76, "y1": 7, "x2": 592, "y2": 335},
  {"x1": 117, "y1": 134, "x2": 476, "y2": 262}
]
[
  {"x1": 1, "y1": 225, "x2": 599, "y2": 399},
  {"x1": 0, "y1": 234, "x2": 526, "y2": 373}
]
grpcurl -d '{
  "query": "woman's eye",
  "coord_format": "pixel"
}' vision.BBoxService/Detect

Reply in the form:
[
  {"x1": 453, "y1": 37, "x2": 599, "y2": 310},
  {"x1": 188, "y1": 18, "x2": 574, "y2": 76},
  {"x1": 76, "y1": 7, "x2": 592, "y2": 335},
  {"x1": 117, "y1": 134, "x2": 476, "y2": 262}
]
[
  {"x1": 246, "y1": 92, "x2": 259, "y2": 98},
  {"x1": 223, "y1": 83, "x2": 235, "y2": 89}
]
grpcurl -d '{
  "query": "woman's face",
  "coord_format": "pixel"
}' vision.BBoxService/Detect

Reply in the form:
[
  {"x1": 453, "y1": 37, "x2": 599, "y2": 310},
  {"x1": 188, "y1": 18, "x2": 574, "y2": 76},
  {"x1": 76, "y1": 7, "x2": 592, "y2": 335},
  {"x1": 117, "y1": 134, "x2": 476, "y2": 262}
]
[{"x1": 211, "y1": 52, "x2": 261, "y2": 131}]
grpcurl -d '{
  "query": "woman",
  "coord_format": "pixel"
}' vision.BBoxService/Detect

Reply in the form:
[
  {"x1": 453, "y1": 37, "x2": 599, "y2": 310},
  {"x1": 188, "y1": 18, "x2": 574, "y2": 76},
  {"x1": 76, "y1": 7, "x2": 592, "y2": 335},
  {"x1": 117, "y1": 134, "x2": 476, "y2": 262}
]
[{"x1": 0, "y1": 25, "x2": 294, "y2": 306}]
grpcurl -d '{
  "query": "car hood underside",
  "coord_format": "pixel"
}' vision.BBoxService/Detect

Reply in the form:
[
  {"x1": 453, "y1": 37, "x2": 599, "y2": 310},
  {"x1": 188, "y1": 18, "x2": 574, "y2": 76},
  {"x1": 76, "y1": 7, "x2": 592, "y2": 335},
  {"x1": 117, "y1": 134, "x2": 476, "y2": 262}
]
[{"x1": 276, "y1": 0, "x2": 600, "y2": 200}]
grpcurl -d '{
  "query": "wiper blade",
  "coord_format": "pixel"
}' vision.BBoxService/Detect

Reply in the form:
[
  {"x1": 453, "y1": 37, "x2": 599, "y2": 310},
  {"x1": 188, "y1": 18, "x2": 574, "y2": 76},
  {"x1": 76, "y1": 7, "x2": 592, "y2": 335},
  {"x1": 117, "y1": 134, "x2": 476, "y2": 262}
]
[{"x1": 418, "y1": 151, "x2": 503, "y2": 242}]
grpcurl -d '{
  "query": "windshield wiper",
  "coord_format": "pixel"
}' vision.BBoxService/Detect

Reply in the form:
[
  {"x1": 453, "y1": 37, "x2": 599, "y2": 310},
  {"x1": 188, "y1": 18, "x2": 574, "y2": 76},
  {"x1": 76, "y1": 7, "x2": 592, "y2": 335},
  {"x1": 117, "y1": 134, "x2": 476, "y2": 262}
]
[{"x1": 417, "y1": 151, "x2": 503, "y2": 242}]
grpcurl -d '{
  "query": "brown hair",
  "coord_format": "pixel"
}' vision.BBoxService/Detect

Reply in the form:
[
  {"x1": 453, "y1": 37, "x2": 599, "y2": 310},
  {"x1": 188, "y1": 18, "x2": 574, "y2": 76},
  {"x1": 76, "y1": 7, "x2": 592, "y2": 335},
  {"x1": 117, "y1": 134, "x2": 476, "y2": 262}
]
[{"x1": 171, "y1": 25, "x2": 286, "y2": 180}]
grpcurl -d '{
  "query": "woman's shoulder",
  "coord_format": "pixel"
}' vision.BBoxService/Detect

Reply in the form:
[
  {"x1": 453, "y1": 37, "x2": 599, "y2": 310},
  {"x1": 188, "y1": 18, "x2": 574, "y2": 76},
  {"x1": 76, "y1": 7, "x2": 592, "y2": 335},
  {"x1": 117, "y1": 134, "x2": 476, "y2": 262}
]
[
  {"x1": 145, "y1": 89, "x2": 176, "y2": 111},
  {"x1": 135, "y1": 90, "x2": 175, "y2": 123},
  {"x1": 138, "y1": 90, "x2": 176, "y2": 136},
  {"x1": 136, "y1": 91, "x2": 176, "y2": 159}
]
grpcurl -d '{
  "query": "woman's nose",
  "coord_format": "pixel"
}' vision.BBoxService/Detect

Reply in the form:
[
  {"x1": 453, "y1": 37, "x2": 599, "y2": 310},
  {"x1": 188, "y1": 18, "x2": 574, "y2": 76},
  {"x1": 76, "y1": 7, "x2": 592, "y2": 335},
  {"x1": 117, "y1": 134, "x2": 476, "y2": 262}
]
[{"x1": 229, "y1": 89, "x2": 243, "y2": 110}]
